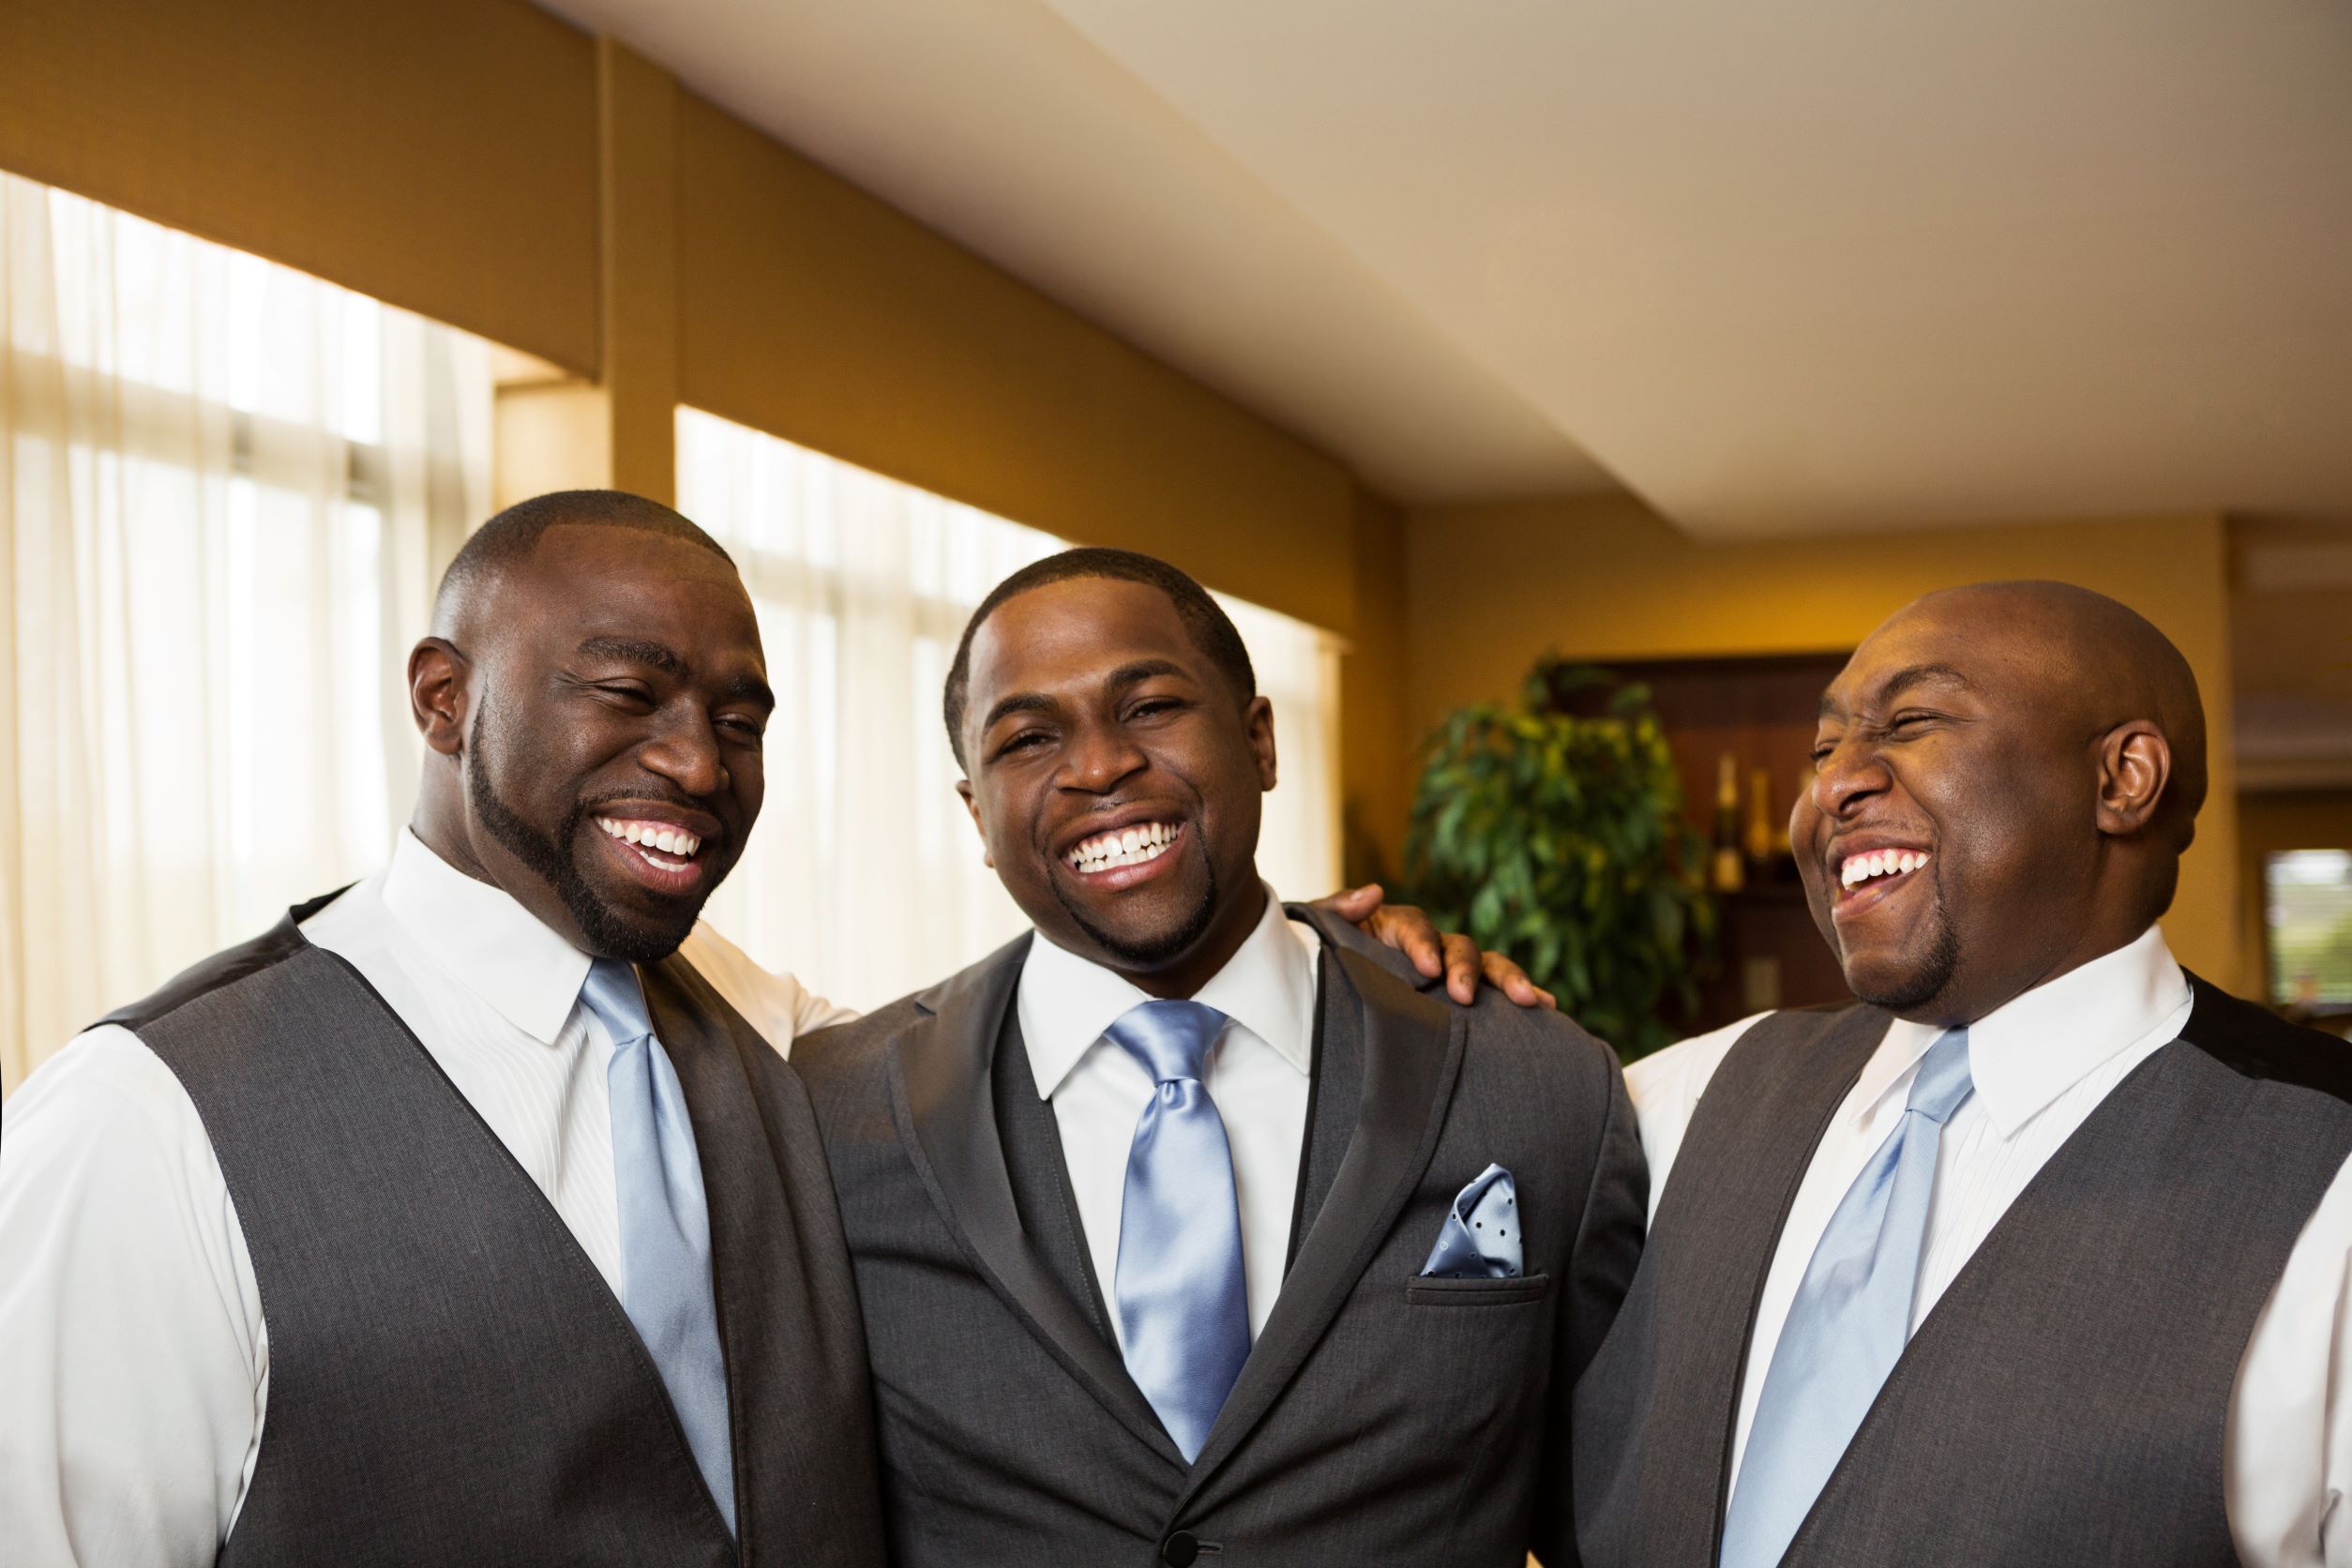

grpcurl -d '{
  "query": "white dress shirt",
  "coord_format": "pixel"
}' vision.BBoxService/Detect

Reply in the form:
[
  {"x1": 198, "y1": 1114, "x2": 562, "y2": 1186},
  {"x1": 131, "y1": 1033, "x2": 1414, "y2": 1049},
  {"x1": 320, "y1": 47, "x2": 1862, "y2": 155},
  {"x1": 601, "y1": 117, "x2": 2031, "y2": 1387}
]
[
  {"x1": 0, "y1": 828, "x2": 851, "y2": 1568},
  {"x1": 1017, "y1": 886, "x2": 1320, "y2": 1346},
  {"x1": 1627, "y1": 926, "x2": 2352, "y2": 1568}
]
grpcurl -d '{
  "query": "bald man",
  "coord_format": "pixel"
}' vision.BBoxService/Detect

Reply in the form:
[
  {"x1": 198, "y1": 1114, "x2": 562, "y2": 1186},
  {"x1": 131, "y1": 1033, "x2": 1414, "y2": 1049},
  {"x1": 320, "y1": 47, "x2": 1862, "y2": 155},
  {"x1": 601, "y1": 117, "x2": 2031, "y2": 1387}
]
[{"x1": 1576, "y1": 582, "x2": 2352, "y2": 1568}]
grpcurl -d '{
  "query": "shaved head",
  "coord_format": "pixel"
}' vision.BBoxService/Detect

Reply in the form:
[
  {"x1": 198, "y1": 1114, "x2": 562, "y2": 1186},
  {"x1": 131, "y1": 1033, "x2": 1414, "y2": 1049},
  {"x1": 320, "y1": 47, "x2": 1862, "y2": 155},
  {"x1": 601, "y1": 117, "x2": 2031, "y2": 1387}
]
[
  {"x1": 432, "y1": 490, "x2": 732, "y2": 642},
  {"x1": 1904, "y1": 580, "x2": 2207, "y2": 851},
  {"x1": 1798, "y1": 579, "x2": 2207, "y2": 1025}
]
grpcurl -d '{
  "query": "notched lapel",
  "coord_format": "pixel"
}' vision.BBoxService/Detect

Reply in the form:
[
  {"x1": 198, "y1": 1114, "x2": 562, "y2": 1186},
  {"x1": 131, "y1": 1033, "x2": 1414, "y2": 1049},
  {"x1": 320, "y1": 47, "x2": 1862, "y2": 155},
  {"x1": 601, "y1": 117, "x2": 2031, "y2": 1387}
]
[
  {"x1": 886, "y1": 936, "x2": 1184, "y2": 1467},
  {"x1": 1178, "y1": 940, "x2": 1467, "y2": 1500}
]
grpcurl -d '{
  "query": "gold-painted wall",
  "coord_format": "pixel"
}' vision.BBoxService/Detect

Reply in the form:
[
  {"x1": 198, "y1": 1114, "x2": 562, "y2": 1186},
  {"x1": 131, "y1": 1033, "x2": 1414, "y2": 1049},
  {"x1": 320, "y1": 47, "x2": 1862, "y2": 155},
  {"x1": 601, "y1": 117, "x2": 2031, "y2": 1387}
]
[
  {"x1": 0, "y1": 0, "x2": 601, "y2": 375},
  {"x1": 1404, "y1": 498, "x2": 2246, "y2": 990},
  {"x1": 1340, "y1": 490, "x2": 1412, "y2": 886}
]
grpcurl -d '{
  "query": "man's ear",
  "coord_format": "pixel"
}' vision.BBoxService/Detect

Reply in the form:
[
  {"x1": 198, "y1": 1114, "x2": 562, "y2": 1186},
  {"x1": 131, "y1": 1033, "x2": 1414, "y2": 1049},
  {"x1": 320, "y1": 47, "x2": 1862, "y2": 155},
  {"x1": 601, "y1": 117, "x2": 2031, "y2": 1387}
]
[
  {"x1": 955, "y1": 778, "x2": 994, "y2": 868},
  {"x1": 2095, "y1": 719, "x2": 2172, "y2": 839},
  {"x1": 1244, "y1": 695, "x2": 1278, "y2": 792},
  {"x1": 409, "y1": 638, "x2": 472, "y2": 759}
]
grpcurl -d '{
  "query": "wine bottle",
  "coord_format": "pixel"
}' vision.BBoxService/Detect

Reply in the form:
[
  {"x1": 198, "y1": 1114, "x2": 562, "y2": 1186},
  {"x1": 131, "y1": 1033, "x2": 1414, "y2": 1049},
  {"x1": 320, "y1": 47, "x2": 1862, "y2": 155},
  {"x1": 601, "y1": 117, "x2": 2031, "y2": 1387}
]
[
  {"x1": 1744, "y1": 767, "x2": 1775, "y2": 876},
  {"x1": 1711, "y1": 752, "x2": 1745, "y2": 894}
]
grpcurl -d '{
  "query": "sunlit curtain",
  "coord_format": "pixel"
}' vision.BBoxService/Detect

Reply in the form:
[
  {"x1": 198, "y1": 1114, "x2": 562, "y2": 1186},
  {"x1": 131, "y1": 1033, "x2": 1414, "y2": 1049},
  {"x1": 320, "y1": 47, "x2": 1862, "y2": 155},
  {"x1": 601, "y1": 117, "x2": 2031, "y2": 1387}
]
[
  {"x1": 0, "y1": 172, "x2": 490, "y2": 1091},
  {"x1": 676, "y1": 407, "x2": 1344, "y2": 1014}
]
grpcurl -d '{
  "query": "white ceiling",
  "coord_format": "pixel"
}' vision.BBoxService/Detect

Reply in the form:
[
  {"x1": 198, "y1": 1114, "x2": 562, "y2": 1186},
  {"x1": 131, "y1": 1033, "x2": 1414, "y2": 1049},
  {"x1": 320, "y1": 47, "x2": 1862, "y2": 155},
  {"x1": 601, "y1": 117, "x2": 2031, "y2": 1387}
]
[
  {"x1": 538, "y1": 0, "x2": 1610, "y2": 504},
  {"x1": 539, "y1": 0, "x2": 2352, "y2": 537}
]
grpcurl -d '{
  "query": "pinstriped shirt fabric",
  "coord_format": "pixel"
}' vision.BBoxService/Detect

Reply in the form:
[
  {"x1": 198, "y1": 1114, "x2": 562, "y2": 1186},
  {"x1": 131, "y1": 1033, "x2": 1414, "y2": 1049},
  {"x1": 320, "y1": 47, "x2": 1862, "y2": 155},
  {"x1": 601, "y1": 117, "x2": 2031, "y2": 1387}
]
[
  {"x1": 0, "y1": 829, "x2": 851, "y2": 1567},
  {"x1": 1628, "y1": 926, "x2": 2352, "y2": 1568}
]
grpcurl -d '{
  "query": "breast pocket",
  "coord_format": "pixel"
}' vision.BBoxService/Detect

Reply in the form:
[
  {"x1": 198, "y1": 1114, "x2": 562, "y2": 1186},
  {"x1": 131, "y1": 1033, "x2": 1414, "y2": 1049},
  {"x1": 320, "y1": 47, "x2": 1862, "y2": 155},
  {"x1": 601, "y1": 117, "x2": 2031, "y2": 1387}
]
[{"x1": 1403, "y1": 1272, "x2": 1553, "y2": 1307}]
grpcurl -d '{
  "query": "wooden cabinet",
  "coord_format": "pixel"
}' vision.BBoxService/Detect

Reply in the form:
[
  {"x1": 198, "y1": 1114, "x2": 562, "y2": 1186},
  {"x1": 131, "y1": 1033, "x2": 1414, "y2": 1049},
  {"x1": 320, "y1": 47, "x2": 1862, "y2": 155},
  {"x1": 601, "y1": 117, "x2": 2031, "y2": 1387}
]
[{"x1": 1604, "y1": 652, "x2": 1858, "y2": 1035}]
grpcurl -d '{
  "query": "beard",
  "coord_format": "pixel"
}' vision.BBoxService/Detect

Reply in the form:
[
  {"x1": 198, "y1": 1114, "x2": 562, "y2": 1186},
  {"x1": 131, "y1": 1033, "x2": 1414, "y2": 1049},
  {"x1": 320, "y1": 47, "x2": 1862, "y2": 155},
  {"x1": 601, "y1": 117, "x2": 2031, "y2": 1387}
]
[
  {"x1": 466, "y1": 694, "x2": 704, "y2": 964},
  {"x1": 1847, "y1": 874, "x2": 1964, "y2": 1015},
  {"x1": 1055, "y1": 841, "x2": 1223, "y2": 972}
]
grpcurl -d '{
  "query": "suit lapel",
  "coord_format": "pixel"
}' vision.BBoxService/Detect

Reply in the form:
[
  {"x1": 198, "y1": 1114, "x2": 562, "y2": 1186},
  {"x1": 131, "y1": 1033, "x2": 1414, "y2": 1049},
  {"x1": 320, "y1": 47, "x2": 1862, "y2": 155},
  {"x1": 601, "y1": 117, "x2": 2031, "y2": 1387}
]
[
  {"x1": 887, "y1": 935, "x2": 1184, "y2": 1467},
  {"x1": 1176, "y1": 922, "x2": 1466, "y2": 1502}
]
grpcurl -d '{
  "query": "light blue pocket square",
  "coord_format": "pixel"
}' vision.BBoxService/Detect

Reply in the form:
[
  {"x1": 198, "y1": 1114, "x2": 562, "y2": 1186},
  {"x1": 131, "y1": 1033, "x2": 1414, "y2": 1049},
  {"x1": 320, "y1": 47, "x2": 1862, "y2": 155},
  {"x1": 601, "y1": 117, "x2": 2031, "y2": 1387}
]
[{"x1": 1419, "y1": 1163, "x2": 1523, "y2": 1279}]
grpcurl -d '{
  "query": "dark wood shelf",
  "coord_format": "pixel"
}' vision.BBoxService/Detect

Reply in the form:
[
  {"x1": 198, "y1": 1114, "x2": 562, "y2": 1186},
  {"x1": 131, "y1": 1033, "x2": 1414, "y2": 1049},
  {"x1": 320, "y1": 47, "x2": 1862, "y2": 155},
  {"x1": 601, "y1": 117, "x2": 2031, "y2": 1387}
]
[{"x1": 1596, "y1": 653, "x2": 1860, "y2": 1035}]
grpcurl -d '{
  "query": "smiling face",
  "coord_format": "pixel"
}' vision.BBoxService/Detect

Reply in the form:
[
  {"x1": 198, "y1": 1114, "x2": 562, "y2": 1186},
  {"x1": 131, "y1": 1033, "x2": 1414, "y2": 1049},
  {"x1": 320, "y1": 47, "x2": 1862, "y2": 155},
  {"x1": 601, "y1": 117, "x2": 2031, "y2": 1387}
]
[
  {"x1": 1796, "y1": 594, "x2": 2121, "y2": 1024},
  {"x1": 956, "y1": 575, "x2": 1276, "y2": 996},
  {"x1": 450, "y1": 525, "x2": 773, "y2": 962}
]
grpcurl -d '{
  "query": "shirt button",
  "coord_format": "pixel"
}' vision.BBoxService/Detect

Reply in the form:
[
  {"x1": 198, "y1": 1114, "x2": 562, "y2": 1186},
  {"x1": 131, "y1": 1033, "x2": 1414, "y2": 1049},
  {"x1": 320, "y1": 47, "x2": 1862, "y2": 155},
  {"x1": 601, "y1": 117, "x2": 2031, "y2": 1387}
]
[{"x1": 1161, "y1": 1530, "x2": 1199, "y2": 1566}]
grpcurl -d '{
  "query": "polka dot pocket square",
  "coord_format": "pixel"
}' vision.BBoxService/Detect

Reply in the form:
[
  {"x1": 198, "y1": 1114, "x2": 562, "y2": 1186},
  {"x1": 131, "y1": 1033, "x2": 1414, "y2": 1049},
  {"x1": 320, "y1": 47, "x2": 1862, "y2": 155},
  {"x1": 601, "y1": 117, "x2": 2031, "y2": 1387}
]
[{"x1": 1418, "y1": 1162, "x2": 1523, "y2": 1280}]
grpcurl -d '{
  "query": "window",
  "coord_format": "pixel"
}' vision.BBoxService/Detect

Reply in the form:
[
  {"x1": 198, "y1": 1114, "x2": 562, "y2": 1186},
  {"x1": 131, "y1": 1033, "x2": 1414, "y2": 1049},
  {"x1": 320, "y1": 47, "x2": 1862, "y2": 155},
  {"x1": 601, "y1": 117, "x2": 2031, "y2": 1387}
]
[
  {"x1": 676, "y1": 407, "x2": 1344, "y2": 1012},
  {"x1": 2267, "y1": 849, "x2": 2352, "y2": 1007},
  {"x1": 1, "y1": 172, "x2": 490, "y2": 1088}
]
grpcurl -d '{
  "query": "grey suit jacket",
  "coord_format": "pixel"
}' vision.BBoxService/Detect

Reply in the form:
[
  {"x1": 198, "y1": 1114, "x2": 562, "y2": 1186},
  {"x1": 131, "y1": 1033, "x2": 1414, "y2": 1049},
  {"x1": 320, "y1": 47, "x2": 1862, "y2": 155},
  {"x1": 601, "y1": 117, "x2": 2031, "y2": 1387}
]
[{"x1": 792, "y1": 905, "x2": 1647, "y2": 1567}]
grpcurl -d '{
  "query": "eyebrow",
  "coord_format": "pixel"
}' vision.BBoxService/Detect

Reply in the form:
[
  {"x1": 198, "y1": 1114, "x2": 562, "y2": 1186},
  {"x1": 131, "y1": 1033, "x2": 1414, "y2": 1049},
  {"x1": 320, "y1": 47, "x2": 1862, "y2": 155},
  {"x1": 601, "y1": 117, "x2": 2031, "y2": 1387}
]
[
  {"x1": 979, "y1": 658, "x2": 1193, "y2": 734},
  {"x1": 1818, "y1": 661, "x2": 1978, "y2": 717},
  {"x1": 981, "y1": 691, "x2": 1058, "y2": 732},
  {"x1": 580, "y1": 636, "x2": 687, "y2": 676},
  {"x1": 579, "y1": 636, "x2": 775, "y2": 710},
  {"x1": 1103, "y1": 658, "x2": 1189, "y2": 692}
]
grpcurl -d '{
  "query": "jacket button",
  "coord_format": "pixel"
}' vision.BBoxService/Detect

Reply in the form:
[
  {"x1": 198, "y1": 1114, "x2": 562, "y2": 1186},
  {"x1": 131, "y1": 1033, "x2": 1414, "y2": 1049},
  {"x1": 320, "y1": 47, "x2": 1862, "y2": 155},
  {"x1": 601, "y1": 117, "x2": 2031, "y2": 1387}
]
[{"x1": 1161, "y1": 1531, "x2": 1199, "y2": 1566}]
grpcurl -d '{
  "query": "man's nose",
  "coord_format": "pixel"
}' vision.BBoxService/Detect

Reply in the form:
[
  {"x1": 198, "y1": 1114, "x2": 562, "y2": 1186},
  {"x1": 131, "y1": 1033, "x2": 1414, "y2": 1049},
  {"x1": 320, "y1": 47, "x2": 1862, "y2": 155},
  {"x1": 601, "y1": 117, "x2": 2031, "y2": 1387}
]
[
  {"x1": 639, "y1": 713, "x2": 727, "y2": 797},
  {"x1": 1811, "y1": 734, "x2": 1891, "y2": 818},
  {"x1": 1058, "y1": 724, "x2": 1146, "y2": 793}
]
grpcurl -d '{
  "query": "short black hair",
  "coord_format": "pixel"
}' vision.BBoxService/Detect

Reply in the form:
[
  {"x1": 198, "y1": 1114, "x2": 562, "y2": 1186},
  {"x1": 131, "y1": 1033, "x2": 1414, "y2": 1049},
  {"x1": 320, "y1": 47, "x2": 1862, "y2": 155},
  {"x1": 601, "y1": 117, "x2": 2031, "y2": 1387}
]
[
  {"x1": 942, "y1": 547, "x2": 1256, "y2": 769},
  {"x1": 432, "y1": 490, "x2": 732, "y2": 628}
]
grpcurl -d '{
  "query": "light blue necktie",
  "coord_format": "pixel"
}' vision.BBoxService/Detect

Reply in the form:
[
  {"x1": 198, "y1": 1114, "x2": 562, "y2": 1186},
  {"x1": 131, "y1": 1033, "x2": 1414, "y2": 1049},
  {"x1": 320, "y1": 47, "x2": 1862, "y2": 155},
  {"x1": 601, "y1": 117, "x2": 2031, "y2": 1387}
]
[
  {"x1": 580, "y1": 957, "x2": 736, "y2": 1532},
  {"x1": 1109, "y1": 999, "x2": 1251, "y2": 1463},
  {"x1": 1719, "y1": 1026, "x2": 1974, "y2": 1568}
]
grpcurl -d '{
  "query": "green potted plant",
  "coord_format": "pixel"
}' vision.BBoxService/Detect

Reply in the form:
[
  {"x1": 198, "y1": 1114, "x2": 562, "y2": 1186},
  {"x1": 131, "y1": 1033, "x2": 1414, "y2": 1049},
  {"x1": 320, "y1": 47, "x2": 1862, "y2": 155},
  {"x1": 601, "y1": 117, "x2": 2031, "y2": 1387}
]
[{"x1": 1403, "y1": 656, "x2": 1713, "y2": 1060}]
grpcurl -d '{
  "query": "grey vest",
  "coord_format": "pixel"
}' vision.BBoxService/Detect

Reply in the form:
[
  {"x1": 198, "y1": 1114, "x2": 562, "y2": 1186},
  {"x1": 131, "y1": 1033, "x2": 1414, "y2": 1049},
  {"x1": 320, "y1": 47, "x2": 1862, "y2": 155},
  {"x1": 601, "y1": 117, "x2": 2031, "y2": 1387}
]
[
  {"x1": 106, "y1": 894, "x2": 886, "y2": 1568},
  {"x1": 1575, "y1": 977, "x2": 2352, "y2": 1568}
]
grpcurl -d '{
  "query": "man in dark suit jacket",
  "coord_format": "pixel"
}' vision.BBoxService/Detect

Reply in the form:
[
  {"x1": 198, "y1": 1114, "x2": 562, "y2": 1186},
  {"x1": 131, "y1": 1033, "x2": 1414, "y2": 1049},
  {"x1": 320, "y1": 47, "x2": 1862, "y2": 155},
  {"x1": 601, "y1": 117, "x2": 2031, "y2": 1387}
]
[{"x1": 794, "y1": 548, "x2": 1647, "y2": 1567}]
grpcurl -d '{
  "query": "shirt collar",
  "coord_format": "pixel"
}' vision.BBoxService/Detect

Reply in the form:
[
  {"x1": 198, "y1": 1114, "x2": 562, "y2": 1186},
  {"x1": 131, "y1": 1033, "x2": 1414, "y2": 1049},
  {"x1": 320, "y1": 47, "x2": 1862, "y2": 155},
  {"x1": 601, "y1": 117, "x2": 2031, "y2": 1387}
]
[
  {"x1": 1018, "y1": 882, "x2": 1319, "y2": 1099},
  {"x1": 1848, "y1": 925, "x2": 2190, "y2": 1138},
  {"x1": 379, "y1": 827, "x2": 596, "y2": 1046}
]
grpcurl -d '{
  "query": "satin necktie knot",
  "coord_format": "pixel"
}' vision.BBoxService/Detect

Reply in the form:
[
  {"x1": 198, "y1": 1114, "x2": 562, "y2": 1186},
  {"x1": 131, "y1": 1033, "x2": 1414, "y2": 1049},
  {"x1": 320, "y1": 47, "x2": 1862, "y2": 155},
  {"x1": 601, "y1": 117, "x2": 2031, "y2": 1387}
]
[
  {"x1": 580, "y1": 956, "x2": 656, "y2": 1048},
  {"x1": 1108, "y1": 997, "x2": 1229, "y2": 1087},
  {"x1": 1904, "y1": 1023, "x2": 1976, "y2": 1126}
]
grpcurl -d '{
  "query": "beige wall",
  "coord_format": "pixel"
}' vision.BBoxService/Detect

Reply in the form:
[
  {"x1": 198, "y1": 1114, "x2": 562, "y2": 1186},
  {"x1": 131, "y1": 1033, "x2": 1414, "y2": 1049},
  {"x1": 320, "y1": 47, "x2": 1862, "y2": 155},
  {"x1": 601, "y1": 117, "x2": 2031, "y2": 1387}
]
[{"x1": 1404, "y1": 498, "x2": 2246, "y2": 989}]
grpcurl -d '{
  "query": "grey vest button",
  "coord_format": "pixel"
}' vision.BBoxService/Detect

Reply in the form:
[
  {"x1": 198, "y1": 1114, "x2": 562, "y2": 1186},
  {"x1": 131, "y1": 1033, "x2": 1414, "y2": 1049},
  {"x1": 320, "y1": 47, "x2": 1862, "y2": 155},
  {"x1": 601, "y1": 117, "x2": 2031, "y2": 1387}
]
[{"x1": 1160, "y1": 1530, "x2": 1199, "y2": 1565}]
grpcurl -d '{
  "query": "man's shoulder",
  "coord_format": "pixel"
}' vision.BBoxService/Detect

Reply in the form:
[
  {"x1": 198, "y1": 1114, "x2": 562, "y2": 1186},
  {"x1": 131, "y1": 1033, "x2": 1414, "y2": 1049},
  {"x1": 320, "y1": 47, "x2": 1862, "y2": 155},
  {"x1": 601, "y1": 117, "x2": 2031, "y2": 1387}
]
[
  {"x1": 2179, "y1": 974, "x2": 2352, "y2": 1109},
  {"x1": 1450, "y1": 979, "x2": 1622, "y2": 1086},
  {"x1": 792, "y1": 991, "x2": 925, "y2": 1078},
  {"x1": 1292, "y1": 904, "x2": 1623, "y2": 1092}
]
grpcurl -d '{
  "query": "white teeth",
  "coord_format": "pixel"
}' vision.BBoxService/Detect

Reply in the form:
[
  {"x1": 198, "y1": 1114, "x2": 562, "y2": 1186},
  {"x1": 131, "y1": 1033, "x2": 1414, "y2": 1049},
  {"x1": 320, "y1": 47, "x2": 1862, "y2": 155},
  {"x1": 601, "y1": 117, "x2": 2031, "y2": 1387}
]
[
  {"x1": 1841, "y1": 850, "x2": 1928, "y2": 889},
  {"x1": 596, "y1": 818, "x2": 701, "y2": 858},
  {"x1": 1066, "y1": 822, "x2": 1181, "y2": 873}
]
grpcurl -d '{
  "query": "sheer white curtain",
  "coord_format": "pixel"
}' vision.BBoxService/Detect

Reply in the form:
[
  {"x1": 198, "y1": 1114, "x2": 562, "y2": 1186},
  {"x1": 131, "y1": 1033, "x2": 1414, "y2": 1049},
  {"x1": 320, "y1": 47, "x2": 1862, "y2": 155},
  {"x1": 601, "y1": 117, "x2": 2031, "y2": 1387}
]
[
  {"x1": 676, "y1": 407, "x2": 1344, "y2": 1014},
  {"x1": 0, "y1": 173, "x2": 490, "y2": 1091}
]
